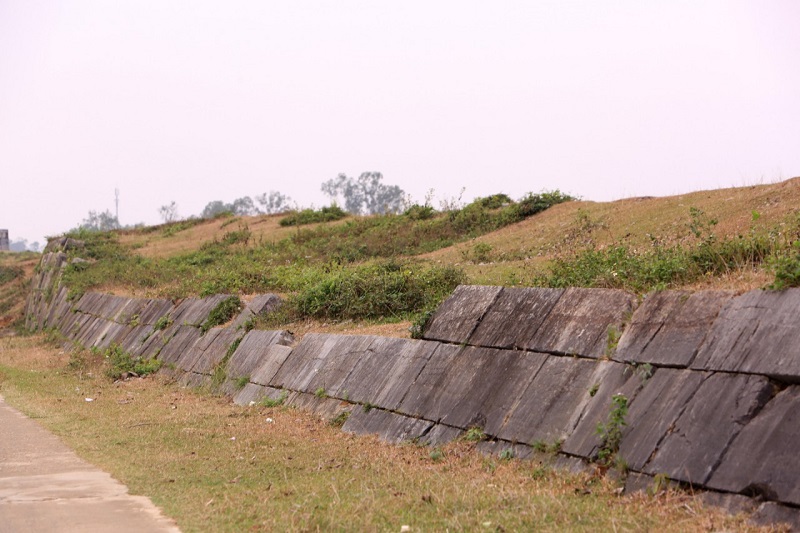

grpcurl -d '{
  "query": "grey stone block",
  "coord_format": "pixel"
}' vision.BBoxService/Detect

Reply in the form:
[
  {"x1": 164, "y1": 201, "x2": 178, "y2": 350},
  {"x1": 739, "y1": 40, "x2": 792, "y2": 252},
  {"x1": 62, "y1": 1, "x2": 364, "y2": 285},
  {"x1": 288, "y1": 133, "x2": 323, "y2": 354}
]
[
  {"x1": 187, "y1": 327, "x2": 241, "y2": 374},
  {"x1": 469, "y1": 287, "x2": 564, "y2": 349},
  {"x1": 643, "y1": 373, "x2": 772, "y2": 485},
  {"x1": 692, "y1": 288, "x2": 800, "y2": 380},
  {"x1": 137, "y1": 299, "x2": 175, "y2": 326},
  {"x1": 286, "y1": 392, "x2": 353, "y2": 420},
  {"x1": 623, "y1": 472, "x2": 680, "y2": 495},
  {"x1": 169, "y1": 294, "x2": 230, "y2": 327},
  {"x1": 418, "y1": 425, "x2": 463, "y2": 446},
  {"x1": 342, "y1": 409, "x2": 433, "y2": 444},
  {"x1": 706, "y1": 386, "x2": 800, "y2": 506},
  {"x1": 697, "y1": 491, "x2": 757, "y2": 516},
  {"x1": 232, "y1": 385, "x2": 285, "y2": 407},
  {"x1": 226, "y1": 330, "x2": 293, "y2": 380},
  {"x1": 439, "y1": 348, "x2": 548, "y2": 433},
  {"x1": 526, "y1": 287, "x2": 637, "y2": 358},
  {"x1": 396, "y1": 343, "x2": 466, "y2": 419},
  {"x1": 494, "y1": 355, "x2": 599, "y2": 446},
  {"x1": 230, "y1": 294, "x2": 282, "y2": 330},
  {"x1": 560, "y1": 361, "x2": 646, "y2": 460},
  {"x1": 272, "y1": 334, "x2": 372, "y2": 396},
  {"x1": 157, "y1": 326, "x2": 203, "y2": 366},
  {"x1": 422, "y1": 285, "x2": 502, "y2": 343},
  {"x1": 338, "y1": 337, "x2": 439, "y2": 410},
  {"x1": 751, "y1": 502, "x2": 800, "y2": 530},
  {"x1": 615, "y1": 290, "x2": 734, "y2": 367},
  {"x1": 617, "y1": 369, "x2": 708, "y2": 472}
]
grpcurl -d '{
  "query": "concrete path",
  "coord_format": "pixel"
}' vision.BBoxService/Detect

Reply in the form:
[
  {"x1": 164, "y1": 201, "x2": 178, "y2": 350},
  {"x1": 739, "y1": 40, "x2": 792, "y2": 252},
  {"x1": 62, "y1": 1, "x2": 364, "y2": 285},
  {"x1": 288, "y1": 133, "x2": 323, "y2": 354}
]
[{"x1": 0, "y1": 394, "x2": 180, "y2": 533}]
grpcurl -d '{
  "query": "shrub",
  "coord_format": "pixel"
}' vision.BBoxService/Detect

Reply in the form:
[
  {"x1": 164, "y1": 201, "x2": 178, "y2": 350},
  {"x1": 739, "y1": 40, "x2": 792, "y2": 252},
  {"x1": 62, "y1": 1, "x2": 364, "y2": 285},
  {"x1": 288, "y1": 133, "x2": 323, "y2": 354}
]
[
  {"x1": 292, "y1": 260, "x2": 465, "y2": 320},
  {"x1": 201, "y1": 296, "x2": 242, "y2": 334},
  {"x1": 104, "y1": 343, "x2": 162, "y2": 380}
]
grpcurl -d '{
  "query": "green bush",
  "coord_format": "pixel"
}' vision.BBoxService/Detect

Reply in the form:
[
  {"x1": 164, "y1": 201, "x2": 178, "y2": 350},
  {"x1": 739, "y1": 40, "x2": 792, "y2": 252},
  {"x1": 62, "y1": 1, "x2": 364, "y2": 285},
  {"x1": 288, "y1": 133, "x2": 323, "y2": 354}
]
[
  {"x1": 292, "y1": 260, "x2": 465, "y2": 320},
  {"x1": 104, "y1": 343, "x2": 162, "y2": 380},
  {"x1": 201, "y1": 296, "x2": 242, "y2": 333},
  {"x1": 769, "y1": 242, "x2": 800, "y2": 290}
]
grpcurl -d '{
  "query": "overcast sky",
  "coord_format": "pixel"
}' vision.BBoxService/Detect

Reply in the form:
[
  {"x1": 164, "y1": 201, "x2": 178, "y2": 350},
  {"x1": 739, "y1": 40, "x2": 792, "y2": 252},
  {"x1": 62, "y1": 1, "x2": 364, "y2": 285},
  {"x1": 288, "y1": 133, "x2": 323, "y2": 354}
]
[{"x1": 2, "y1": 1, "x2": 799, "y2": 246}]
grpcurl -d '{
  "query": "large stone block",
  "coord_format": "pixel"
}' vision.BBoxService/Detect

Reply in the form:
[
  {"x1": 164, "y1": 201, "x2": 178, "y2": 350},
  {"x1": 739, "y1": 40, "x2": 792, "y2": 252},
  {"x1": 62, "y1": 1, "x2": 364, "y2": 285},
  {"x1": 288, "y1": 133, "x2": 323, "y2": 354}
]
[
  {"x1": 226, "y1": 330, "x2": 293, "y2": 380},
  {"x1": 615, "y1": 290, "x2": 734, "y2": 367},
  {"x1": 396, "y1": 343, "x2": 465, "y2": 419},
  {"x1": 643, "y1": 373, "x2": 772, "y2": 484},
  {"x1": 525, "y1": 287, "x2": 637, "y2": 358},
  {"x1": 617, "y1": 369, "x2": 707, "y2": 472},
  {"x1": 468, "y1": 287, "x2": 564, "y2": 349},
  {"x1": 169, "y1": 294, "x2": 230, "y2": 327},
  {"x1": 187, "y1": 327, "x2": 242, "y2": 374},
  {"x1": 157, "y1": 326, "x2": 204, "y2": 366},
  {"x1": 560, "y1": 361, "x2": 647, "y2": 460},
  {"x1": 692, "y1": 288, "x2": 800, "y2": 380},
  {"x1": 494, "y1": 355, "x2": 600, "y2": 446},
  {"x1": 230, "y1": 294, "x2": 282, "y2": 330},
  {"x1": 439, "y1": 348, "x2": 547, "y2": 432},
  {"x1": 137, "y1": 299, "x2": 175, "y2": 326},
  {"x1": 706, "y1": 386, "x2": 800, "y2": 506},
  {"x1": 342, "y1": 408, "x2": 433, "y2": 444},
  {"x1": 422, "y1": 285, "x2": 502, "y2": 343},
  {"x1": 271, "y1": 334, "x2": 372, "y2": 396},
  {"x1": 301, "y1": 335, "x2": 375, "y2": 398},
  {"x1": 337, "y1": 337, "x2": 439, "y2": 410},
  {"x1": 232, "y1": 384, "x2": 285, "y2": 406}
]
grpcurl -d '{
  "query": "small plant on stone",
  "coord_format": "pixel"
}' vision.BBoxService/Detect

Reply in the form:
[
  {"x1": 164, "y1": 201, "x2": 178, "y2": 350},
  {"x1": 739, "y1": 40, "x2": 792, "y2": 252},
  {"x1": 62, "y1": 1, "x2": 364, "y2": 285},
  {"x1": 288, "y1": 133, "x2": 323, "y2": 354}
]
[
  {"x1": 329, "y1": 411, "x2": 349, "y2": 427},
  {"x1": 153, "y1": 315, "x2": 173, "y2": 331},
  {"x1": 499, "y1": 449, "x2": 514, "y2": 461},
  {"x1": 234, "y1": 375, "x2": 250, "y2": 390},
  {"x1": 596, "y1": 393, "x2": 628, "y2": 467},
  {"x1": 314, "y1": 387, "x2": 327, "y2": 399},
  {"x1": 463, "y1": 426, "x2": 486, "y2": 442},
  {"x1": 262, "y1": 391, "x2": 288, "y2": 408}
]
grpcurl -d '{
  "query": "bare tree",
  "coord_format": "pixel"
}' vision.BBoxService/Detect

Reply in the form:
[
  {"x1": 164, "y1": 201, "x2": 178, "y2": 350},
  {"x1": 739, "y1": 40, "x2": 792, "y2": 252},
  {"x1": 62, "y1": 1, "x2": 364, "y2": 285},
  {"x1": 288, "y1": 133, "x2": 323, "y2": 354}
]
[
  {"x1": 321, "y1": 172, "x2": 405, "y2": 215},
  {"x1": 255, "y1": 191, "x2": 293, "y2": 214},
  {"x1": 158, "y1": 201, "x2": 179, "y2": 223}
]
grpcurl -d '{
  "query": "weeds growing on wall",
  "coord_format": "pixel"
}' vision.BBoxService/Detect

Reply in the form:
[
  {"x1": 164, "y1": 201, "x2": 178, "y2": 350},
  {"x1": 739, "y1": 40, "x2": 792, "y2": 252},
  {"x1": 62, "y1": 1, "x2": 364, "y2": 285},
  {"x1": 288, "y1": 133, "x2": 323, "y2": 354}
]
[{"x1": 102, "y1": 343, "x2": 162, "y2": 380}]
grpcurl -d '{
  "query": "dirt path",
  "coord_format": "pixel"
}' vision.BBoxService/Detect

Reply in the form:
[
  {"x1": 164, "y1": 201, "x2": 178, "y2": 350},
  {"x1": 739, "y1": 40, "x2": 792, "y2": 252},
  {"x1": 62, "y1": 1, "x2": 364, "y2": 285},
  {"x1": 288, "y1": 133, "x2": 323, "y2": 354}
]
[{"x1": 0, "y1": 394, "x2": 180, "y2": 533}]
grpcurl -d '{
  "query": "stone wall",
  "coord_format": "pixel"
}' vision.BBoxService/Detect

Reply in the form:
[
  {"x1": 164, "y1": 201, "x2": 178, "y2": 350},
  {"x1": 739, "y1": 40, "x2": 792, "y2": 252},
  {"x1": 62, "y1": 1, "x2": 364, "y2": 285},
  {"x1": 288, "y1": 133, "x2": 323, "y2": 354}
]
[{"x1": 24, "y1": 245, "x2": 800, "y2": 529}]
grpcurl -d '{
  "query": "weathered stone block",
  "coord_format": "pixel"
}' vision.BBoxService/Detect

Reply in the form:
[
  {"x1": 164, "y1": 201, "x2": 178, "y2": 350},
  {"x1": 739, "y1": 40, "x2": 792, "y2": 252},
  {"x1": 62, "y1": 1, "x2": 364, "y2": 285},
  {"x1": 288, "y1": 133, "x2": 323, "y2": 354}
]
[
  {"x1": 232, "y1": 384, "x2": 285, "y2": 406},
  {"x1": 615, "y1": 290, "x2": 734, "y2": 367},
  {"x1": 617, "y1": 369, "x2": 707, "y2": 472},
  {"x1": 560, "y1": 361, "x2": 646, "y2": 460},
  {"x1": 440, "y1": 348, "x2": 548, "y2": 432},
  {"x1": 157, "y1": 326, "x2": 203, "y2": 366},
  {"x1": 342, "y1": 408, "x2": 433, "y2": 444},
  {"x1": 418, "y1": 424, "x2": 463, "y2": 446},
  {"x1": 751, "y1": 502, "x2": 800, "y2": 530},
  {"x1": 187, "y1": 327, "x2": 241, "y2": 374},
  {"x1": 526, "y1": 287, "x2": 637, "y2": 358},
  {"x1": 643, "y1": 373, "x2": 772, "y2": 485},
  {"x1": 706, "y1": 386, "x2": 800, "y2": 506},
  {"x1": 338, "y1": 337, "x2": 439, "y2": 410},
  {"x1": 495, "y1": 355, "x2": 599, "y2": 446},
  {"x1": 692, "y1": 288, "x2": 800, "y2": 380},
  {"x1": 422, "y1": 285, "x2": 502, "y2": 343},
  {"x1": 226, "y1": 330, "x2": 293, "y2": 381},
  {"x1": 469, "y1": 287, "x2": 564, "y2": 349},
  {"x1": 396, "y1": 343, "x2": 465, "y2": 419},
  {"x1": 230, "y1": 294, "x2": 282, "y2": 330}
]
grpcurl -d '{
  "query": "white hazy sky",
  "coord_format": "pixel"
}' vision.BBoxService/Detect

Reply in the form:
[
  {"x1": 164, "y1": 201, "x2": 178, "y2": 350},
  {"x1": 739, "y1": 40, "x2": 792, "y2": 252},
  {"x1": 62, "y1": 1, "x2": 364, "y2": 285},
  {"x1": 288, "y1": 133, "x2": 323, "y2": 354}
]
[{"x1": 2, "y1": 1, "x2": 800, "y2": 246}]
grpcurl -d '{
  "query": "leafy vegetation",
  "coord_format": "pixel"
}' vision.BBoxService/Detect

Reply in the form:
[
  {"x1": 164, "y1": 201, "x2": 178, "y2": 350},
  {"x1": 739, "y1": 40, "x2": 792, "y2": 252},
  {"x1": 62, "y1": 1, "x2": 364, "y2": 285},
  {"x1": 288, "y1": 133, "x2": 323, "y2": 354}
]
[
  {"x1": 596, "y1": 393, "x2": 628, "y2": 468},
  {"x1": 201, "y1": 296, "x2": 242, "y2": 334},
  {"x1": 102, "y1": 343, "x2": 162, "y2": 380}
]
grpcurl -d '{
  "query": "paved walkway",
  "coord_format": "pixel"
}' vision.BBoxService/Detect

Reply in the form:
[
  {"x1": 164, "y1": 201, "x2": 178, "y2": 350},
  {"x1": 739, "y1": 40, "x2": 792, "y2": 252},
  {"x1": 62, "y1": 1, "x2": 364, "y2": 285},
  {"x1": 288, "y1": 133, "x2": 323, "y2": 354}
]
[{"x1": 0, "y1": 394, "x2": 180, "y2": 532}]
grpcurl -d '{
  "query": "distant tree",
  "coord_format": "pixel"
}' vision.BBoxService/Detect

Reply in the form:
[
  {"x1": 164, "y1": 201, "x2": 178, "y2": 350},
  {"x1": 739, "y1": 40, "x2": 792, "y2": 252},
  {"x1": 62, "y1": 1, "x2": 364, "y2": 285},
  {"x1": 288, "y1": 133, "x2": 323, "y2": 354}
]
[
  {"x1": 200, "y1": 196, "x2": 260, "y2": 219},
  {"x1": 80, "y1": 210, "x2": 120, "y2": 231},
  {"x1": 255, "y1": 191, "x2": 293, "y2": 214},
  {"x1": 321, "y1": 172, "x2": 405, "y2": 215},
  {"x1": 158, "y1": 201, "x2": 180, "y2": 223},
  {"x1": 9, "y1": 239, "x2": 41, "y2": 252},
  {"x1": 231, "y1": 196, "x2": 258, "y2": 216}
]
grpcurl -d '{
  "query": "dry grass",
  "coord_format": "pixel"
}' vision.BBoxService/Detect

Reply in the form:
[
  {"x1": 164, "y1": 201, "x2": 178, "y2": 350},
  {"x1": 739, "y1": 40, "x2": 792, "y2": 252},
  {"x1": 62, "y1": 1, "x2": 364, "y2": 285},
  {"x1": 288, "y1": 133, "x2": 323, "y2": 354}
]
[
  {"x1": 0, "y1": 252, "x2": 39, "y2": 331},
  {"x1": 0, "y1": 335, "x2": 781, "y2": 532}
]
